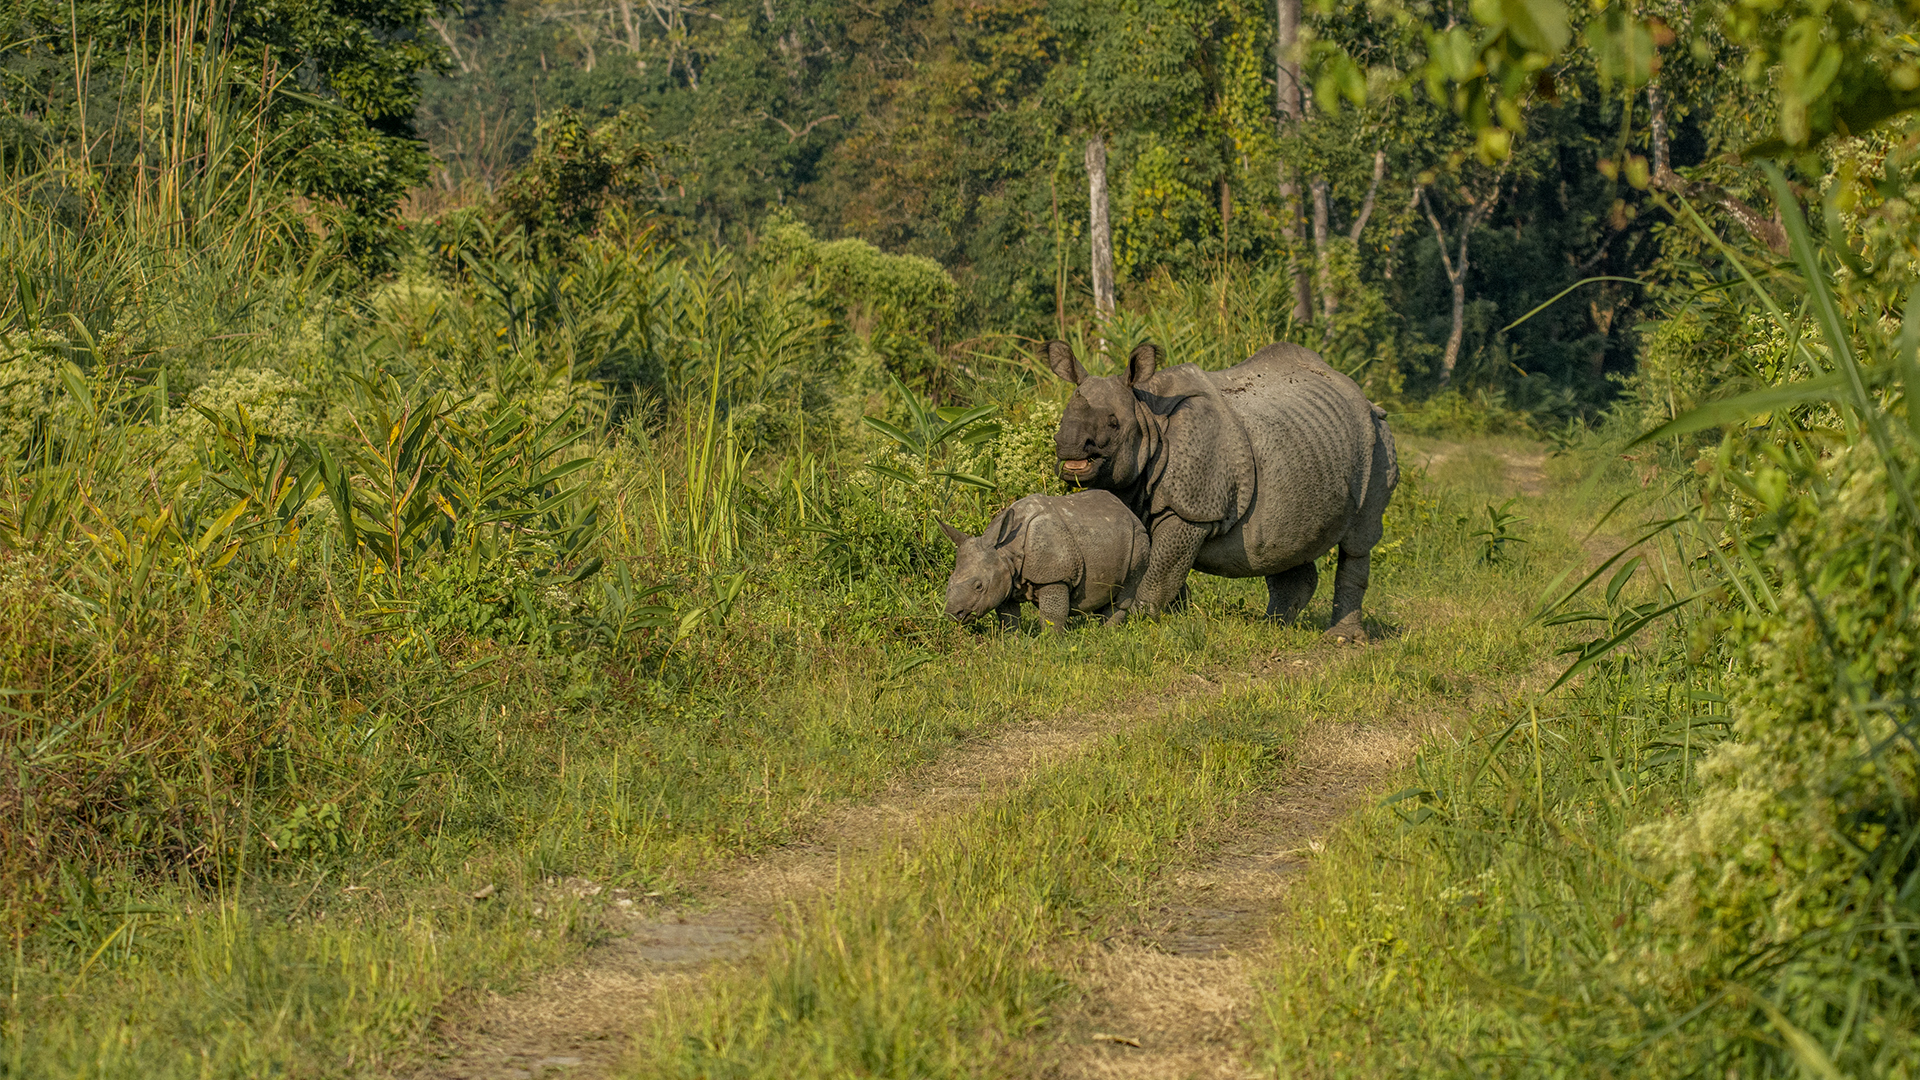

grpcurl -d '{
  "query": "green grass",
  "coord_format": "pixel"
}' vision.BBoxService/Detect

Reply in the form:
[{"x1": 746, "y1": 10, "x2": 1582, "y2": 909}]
[
  {"x1": 0, "y1": 606, "x2": 1278, "y2": 1077},
  {"x1": 586, "y1": 439, "x2": 1654, "y2": 1079},
  {"x1": 1, "y1": 425, "x2": 1633, "y2": 1078},
  {"x1": 1249, "y1": 634, "x2": 1713, "y2": 1078}
]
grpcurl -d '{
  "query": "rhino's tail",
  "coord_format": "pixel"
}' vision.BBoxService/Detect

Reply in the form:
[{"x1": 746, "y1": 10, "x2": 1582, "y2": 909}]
[{"x1": 1371, "y1": 402, "x2": 1399, "y2": 495}]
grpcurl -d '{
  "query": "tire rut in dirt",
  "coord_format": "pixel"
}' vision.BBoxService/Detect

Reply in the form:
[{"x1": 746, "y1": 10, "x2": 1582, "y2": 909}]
[
  {"x1": 411, "y1": 686, "x2": 1231, "y2": 1080},
  {"x1": 1048, "y1": 720, "x2": 1419, "y2": 1080}
]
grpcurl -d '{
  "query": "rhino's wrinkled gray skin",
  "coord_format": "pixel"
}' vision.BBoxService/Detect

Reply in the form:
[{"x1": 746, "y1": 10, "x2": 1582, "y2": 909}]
[
  {"x1": 941, "y1": 490, "x2": 1150, "y2": 633},
  {"x1": 1048, "y1": 339, "x2": 1397, "y2": 642}
]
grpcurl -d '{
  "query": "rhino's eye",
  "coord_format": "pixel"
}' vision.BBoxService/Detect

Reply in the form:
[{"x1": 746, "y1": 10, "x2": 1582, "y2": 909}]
[
  {"x1": 973, "y1": 581, "x2": 983, "y2": 591},
  {"x1": 1107, "y1": 416, "x2": 1120, "y2": 429}
]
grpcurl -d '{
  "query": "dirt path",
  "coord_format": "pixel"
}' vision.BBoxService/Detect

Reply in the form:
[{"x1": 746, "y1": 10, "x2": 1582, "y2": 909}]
[
  {"x1": 1501, "y1": 448, "x2": 1548, "y2": 497},
  {"x1": 1044, "y1": 720, "x2": 1423, "y2": 1080},
  {"x1": 418, "y1": 444, "x2": 1553, "y2": 1080},
  {"x1": 412, "y1": 682, "x2": 1248, "y2": 1080},
  {"x1": 1411, "y1": 439, "x2": 1547, "y2": 497}
]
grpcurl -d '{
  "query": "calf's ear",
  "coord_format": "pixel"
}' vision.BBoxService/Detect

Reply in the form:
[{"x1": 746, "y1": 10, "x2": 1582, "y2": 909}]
[
  {"x1": 1127, "y1": 342, "x2": 1159, "y2": 386},
  {"x1": 1043, "y1": 340, "x2": 1087, "y2": 385},
  {"x1": 938, "y1": 520, "x2": 969, "y2": 545}
]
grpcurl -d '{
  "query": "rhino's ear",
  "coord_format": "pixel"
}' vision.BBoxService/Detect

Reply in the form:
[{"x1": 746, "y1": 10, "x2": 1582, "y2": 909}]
[
  {"x1": 1127, "y1": 342, "x2": 1159, "y2": 386},
  {"x1": 938, "y1": 520, "x2": 969, "y2": 545},
  {"x1": 992, "y1": 513, "x2": 1023, "y2": 548},
  {"x1": 1043, "y1": 340, "x2": 1087, "y2": 385}
]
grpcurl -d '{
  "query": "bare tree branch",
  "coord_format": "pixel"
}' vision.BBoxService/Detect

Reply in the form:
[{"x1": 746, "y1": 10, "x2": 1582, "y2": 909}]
[
  {"x1": 1648, "y1": 78, "x2": 1788, "y2": 256},
  {"x1": 759, "y1": 112, "x2": 841, "y2": 143},
  {"x1": 1347, "y1": 148, "x2": 1387, "y2": 245},
  {"x1": 426, "y1": 16, "x2": 473, "y2": 75}
]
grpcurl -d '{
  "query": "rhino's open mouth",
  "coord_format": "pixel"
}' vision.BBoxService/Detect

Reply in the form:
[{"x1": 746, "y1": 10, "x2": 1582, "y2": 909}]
[{"x1": 1060, "y1": 459, "x2": 1093, "y2": 475}]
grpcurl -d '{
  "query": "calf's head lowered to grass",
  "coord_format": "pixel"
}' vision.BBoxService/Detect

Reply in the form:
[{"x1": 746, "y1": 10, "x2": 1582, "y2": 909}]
[
  {"x1": 939, "y1": 519, "x2": 1016, "y2": 622},
  {"x1": 937, "y1": 491, "x2": 1150, "y2": 633}
]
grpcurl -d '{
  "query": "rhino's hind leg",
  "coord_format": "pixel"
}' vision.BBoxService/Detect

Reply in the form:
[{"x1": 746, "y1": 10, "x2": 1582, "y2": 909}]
[
  {"x1": 1326, "y1": 549, "x2": 1370, "y2": 643},
  {"x1": 1264, "y1": 562, "x2": 1318, "y2": 624}
]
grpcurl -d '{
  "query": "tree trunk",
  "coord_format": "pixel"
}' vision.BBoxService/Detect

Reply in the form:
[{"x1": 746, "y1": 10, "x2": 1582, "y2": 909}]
[
  {"x1": 1588, "y1": 296, "x2": 1618, "y2": 378},
  {"x1": 1275, "y1": 0, "x2": 1312, "y2": 323},
  {"x1": 1418, "y1": 185, "x2": 1487, "y2": 388},
  {"x1": 1052, "y1": 171, "x2": 1066, "y2": 338},
  {"x1": 1443, "y1": 261, "x2": 1467, "y2": 385},
  {"x1": 1647, "y1": 78, "x2": 1788, "y2": 256},
  {"x1": 1312, "y1": 177, "x2": 1333, "y2": 319},
  {"x1": 1220, "y1": 176, "x2": 1231, "y2": 253},
  {"x1": 1648, "y1": 80, "x2": 1672, "y2": 184},
  {"x1": 1086, "y1": 135, "x2": 1115, "y2": 326}
]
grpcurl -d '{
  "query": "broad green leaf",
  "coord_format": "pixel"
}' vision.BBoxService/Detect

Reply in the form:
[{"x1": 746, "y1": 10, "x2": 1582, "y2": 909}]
[
  {"x1": 1626, "y1": 374, "x2": 1846, "y2": 448},
  {"x1": 192, "y1": 498, "x2": 253, "y2": 557},
  {"x1": 1605, "y1": 556, "x2": 1644, "y2": 607},
  {"x1": 1500, "y1": 0, "x2": 1571, "y2": 56},
  {"x1": 930, "y1": 470, "x2": 997, "y2": 491},
  {"x1": 865, "y1": 462, "x2": 920, "y2": 485},
  {"x1": 862, "y1": 415, "x2": 922, "y2": 455}
]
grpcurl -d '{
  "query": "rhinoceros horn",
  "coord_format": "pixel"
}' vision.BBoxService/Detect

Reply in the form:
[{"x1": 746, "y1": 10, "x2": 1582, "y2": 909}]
[{"x1": 937, "y1": 520, "x2": 969, "y2": 545}]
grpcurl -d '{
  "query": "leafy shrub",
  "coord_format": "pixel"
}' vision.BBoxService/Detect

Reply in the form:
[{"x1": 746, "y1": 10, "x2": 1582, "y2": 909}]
[
  {"x1": 1626, "y1": 306, "x2": 1803, "y2": 434},
  {"x1": 1629, "y1": 439, "x2": 1920, "y2": 1073},
  {"x1": 814, "y1": 474, "x2": 952, "y2": 584},
  {"x1": 499, "y1": 107, "x2": 670, "y2": 250},
  {"x1": 1388, "y1": 386, "x2": 1534, "y2": 437},
  {"x1": 167, "y1": 368, "x2": 311, "y2": 468},
  {"x1": 758, "y1": 211, "x2": 956, "y2": 386},
  {"x1": 974, "y1": 398, "x2": 1065, "y2": 502},
  {"x1": 0, "y1": 331, "x2": 88, "y2": 452}
]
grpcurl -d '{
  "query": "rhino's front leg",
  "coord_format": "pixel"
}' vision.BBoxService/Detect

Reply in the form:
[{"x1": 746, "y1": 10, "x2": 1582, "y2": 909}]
[
  {"x1": 1034, "y1": 583, "x2": 1071, "y2": 633},
  {"x1": 996, "y1": 599, "x2": 1022, "y2": 631},
  {"x1": 1136, "y1": 517, "x2": 1209, "y2": 615}
]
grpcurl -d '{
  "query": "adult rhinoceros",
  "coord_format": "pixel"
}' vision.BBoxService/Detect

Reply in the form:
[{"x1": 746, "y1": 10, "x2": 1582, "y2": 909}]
[{"x1": 1046, "y1": 339, "x2": 1397, "y2": 642}]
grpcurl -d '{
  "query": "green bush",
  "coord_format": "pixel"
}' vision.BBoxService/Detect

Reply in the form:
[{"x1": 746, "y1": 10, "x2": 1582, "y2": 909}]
[
  {"x1": 499, "y1": 107, "x2": 669, "y2": 251},
  {"x1": 1388, "y1": 386, "x2": 1534, "y2": 438},
  {"x1": 1629, "y1": 439, "x2": 1920, "y2": 1074},
  {"x1": 758, "y1": 211, "x2": 957, "y2": 387}
]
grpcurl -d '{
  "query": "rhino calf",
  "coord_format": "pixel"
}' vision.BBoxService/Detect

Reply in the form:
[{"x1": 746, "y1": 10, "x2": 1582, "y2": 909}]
[{"x1": 941, "y1": 490, "x2": 1149, "y2": 633}]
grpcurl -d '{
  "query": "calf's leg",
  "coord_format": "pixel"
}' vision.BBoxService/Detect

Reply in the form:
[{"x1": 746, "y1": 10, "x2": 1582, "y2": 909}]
[{"x1": 1264, "y1": 561, "x2": 1318, "y2": 623}]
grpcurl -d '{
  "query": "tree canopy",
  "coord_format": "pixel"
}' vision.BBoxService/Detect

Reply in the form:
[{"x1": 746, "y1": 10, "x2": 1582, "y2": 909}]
[{"x1": 419, "y1": 0, "x2": 1846, "y2": 415}]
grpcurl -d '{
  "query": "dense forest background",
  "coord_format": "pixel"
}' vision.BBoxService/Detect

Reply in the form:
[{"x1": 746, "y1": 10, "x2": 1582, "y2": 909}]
[{"x1": 410, "y1": 0, "x2": 1734, "y2": 417}]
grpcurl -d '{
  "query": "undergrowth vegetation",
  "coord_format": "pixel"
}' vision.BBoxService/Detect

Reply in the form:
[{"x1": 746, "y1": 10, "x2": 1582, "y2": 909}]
[
  {"x1": 1257, "y1": 168, "x2": 1920, "y2": 1077},
  {"x1": 4, "y1": 2, "x2": 1919, "y2": 1077}
]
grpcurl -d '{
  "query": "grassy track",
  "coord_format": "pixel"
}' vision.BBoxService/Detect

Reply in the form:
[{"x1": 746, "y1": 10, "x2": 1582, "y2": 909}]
[
  {"x1": 5, "y1": 431, "x2": 1656, "y2": 1078},
  {"x1": 583, "y1": 434, "x2": 1654, "y2": 1078}
]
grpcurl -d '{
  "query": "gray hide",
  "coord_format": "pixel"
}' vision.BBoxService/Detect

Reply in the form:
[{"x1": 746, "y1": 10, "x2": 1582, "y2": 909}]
[
  {"x1": 1048, "y1": 340, "x2": 1398, "y2": 641},
  {"x1": 941, "y1": 490, "x2": 1150, "y2": 633}
]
